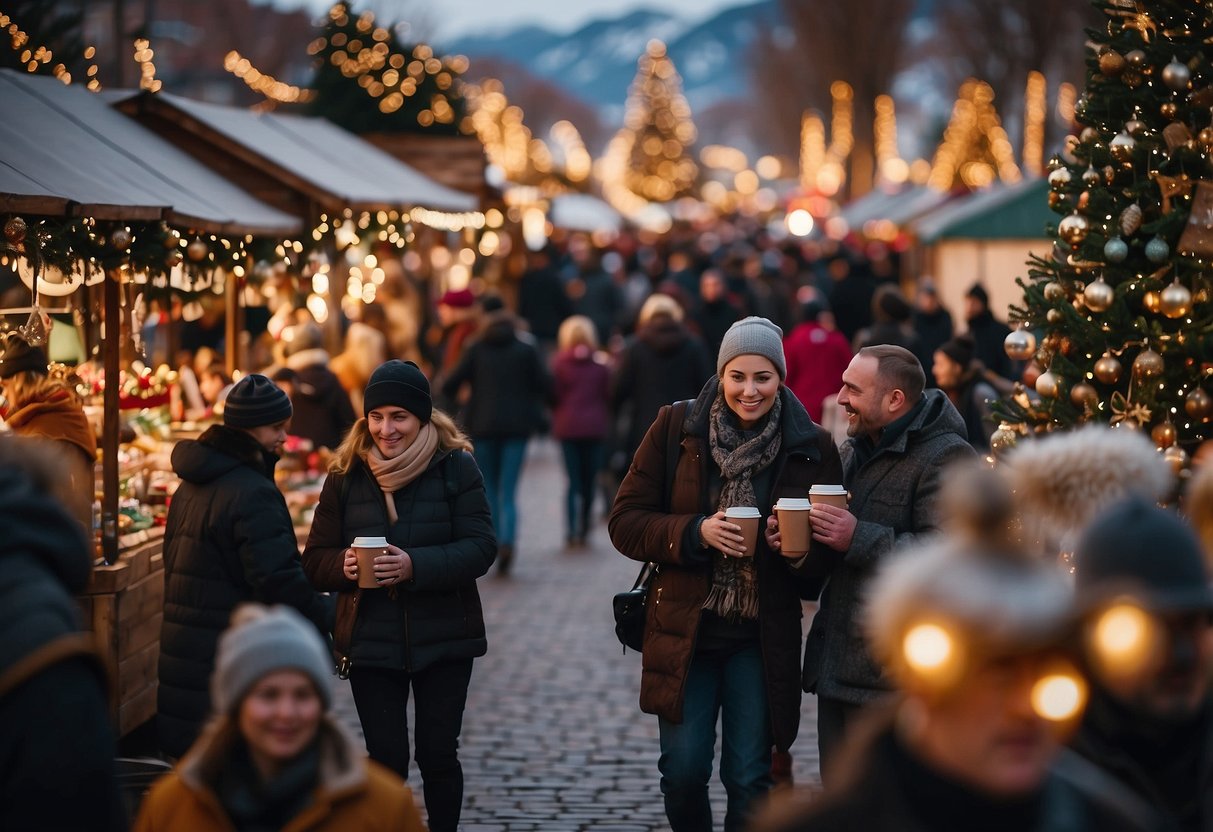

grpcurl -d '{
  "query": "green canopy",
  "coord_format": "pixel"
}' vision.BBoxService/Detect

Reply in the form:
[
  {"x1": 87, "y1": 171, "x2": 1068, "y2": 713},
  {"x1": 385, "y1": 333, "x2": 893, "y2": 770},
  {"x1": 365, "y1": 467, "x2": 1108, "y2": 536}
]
[{"x1": 913, "y1": 177, "x2": 1052, "y2": 243}]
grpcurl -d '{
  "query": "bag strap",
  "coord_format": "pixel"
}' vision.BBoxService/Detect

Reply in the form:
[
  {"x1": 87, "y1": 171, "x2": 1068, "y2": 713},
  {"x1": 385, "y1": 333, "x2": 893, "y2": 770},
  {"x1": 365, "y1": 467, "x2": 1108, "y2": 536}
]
[{"x1": 660, "y1": 399, "x2": 690, "y2": 513}]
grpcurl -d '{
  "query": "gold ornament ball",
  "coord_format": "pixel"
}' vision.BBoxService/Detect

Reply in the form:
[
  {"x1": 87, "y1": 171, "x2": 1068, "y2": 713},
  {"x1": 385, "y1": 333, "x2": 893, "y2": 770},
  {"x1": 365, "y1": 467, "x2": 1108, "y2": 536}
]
[
  {"x1": 1186, "y1": 387, "x2": 1213, "y2": 420},
  {"x1": 1200, "y1": 126, "x2": 1213, "y2": 148},
  {"x1": 1160, "y1": 281, "x2": 1192, "y2": 318},
  {"x1": 1164, "y1": 445, "x2": 1189, "y2": 476},
  {"x1": 163, "y1": 229, "x2": 182, "y2": 250},
  {"x1": 1125, "y1": 116, "x2": 1146, "y2": 136},
  {"x1": 1126, "y1": 49, "x2": 1147, "y2": 68},
  {"x1": 1070, "y1": 382, "x2": 1099, "y2": 408},
  {"x1": 1152, "y1": 420, "x2": 1178, "y2": 448},
  {"x1": 165, "y1": 249, "x2": 183, "y2": 267},
  {"x1": 1083, "y1": 277, "x2": 1115, "y2": 312},
  {"x1": 1044, "y1": 281, "x2": 1066, "y2": 301},
  {"x1": 1133, "y1": 348, "x2": 1165, "y2": 379},
  {"x1": 1142, "y1": 290, "x2": 1162, "y2": 313},
  {"x1": 1048, "y1": 167, "x2": 1072, "y2": 189},
  {"x1": 1058, "y1": 212, "x2": 1090, "y2": 246},
  {"x1": 1047, "y1": 308, "x2": 1064, "y2": 325},
  {"x1": 1079, "y1": 126, "x2": 1100, "y2": 144},
  {"x1": 1094, "y1": 353, "x2": 1122, "y2": 384},
  {"x1": 1004, "y1": 329, "x2": 1037, "y2": 361},
  {"x1": 1109, "y1": 131, "x2": 1137, "y2": 162},
  {"x1": 1036, "y1": 370, "x2": 1061, "y2": 398},
  {"x1": 3, "y1": 216, "x2": 27, "y2": 244},
  {"x1": 1099, "y1": 49, "x2": 1126, "y2": 77},
  {"x1": 1082, "y1": 165, "x2": 1102, "y2": 186},
  {"x1": 110, "y1": 227, "x2": 133, "y2": 250},
  {"x1": 187, "y1": 238, "x2": 209, "y2": 262},
  {"x1": 990, "y1": 424, "x2": 1018, "y2": 455},
  {"x1": 1161, "y1": 102, "x2": 1179, "y2": 120}
]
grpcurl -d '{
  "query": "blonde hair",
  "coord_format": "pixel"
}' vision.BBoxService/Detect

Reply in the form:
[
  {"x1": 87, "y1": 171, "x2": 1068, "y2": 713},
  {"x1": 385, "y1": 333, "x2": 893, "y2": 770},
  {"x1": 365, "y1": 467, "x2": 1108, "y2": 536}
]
[
  {"x1": 557, "y1": 315, "x2": 598, "y2": 351},
  {"x1": 328, "y1": 407, "x2": 472, "y2": 475},
  {"x1": 638, "y1": 293, "x2": 683, "y2": 327},
  {"x1": 2, "y1": 370, "x2": 79, "y2": 410}
]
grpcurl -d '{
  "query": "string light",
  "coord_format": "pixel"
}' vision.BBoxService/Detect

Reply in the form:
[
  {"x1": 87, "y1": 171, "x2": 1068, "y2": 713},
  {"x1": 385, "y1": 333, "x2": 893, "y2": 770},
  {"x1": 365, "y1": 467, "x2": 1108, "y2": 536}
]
[
  {"x1": 1023, "y1": 71, "x2": 1047, "y2": 176},
  {"x1": 133, "y1": 38, "x2": 161, "y2": 92},
  {"x1": 874, "y1": 94, "x2": 907, "y2": 184},
  {"x1": 799, "y1": 111, "x2": 826, "y2": 192},
  {"x1": 223, "y1": 50, "x2": 314, "y2": 103}
]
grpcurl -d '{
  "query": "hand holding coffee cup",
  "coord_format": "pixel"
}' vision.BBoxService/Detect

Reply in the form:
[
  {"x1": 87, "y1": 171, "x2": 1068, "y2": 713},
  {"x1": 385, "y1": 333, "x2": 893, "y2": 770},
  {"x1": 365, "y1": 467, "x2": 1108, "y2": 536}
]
[
  {"x1": 725, "y1": 507, "x2": 761, "y2": 557},
  {"x1": 700, "y1": 509, "x2": 751, "y2": 557},
  {"x1": 809, "y1": 489, "x2": 857, "y2": 551},
  {"x1": 774, "y1": 497, "x2": 812, "y2": 557},
  {"x1": 350, "y1": 537, "x2": 413, "y2": 588}
]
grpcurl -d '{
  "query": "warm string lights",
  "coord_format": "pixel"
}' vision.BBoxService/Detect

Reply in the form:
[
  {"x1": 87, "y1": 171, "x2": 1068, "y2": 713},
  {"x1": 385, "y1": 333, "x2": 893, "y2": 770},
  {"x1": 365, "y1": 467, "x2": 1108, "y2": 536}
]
[
  {"x1": 464, "y1": 79, "x2": 536, "y2": 182},
  {"x1": 0, "y1": 11, "x2": 99, "y2": 87},
  {"x1": 308, "y1": 3, "x2": 469, "y2": 129},
  {"x1": 223, "y1": 50, "x2": 315, "y2": 103},
  {"x1": 133, "y1": 38, "x2": 161, "y2": 93},
  {"x1": 548, "y1": 120, "x2": 592, "y2": 183},
  {"x1": 1022, "y1": 71, "x2": 1047, "y2": 176},
  {"x1": 799, "y1": 111, "x2": 826, "y2": 192},
  {"x1": 928, "y1": 79, "x2": 1021, "y2": 191},
  {"x1": 874, "y1": 93, "x2": 908, "y2": 184}
]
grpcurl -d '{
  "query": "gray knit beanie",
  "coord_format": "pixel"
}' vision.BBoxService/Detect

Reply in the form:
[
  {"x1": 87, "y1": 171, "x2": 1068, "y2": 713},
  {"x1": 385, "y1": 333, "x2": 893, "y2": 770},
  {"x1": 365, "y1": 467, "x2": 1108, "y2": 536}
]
[
  {"x1": 211, "y1": 604, "x2": 332, "y2": 714},
  {"x1": 716, "y1": 316, "x2": 786, "y2": 379}
]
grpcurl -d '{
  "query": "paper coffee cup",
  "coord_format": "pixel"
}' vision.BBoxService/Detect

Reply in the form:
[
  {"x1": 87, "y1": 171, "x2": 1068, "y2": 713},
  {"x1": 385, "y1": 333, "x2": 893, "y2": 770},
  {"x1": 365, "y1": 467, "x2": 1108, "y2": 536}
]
[
  {"x1": 725, "y1": 506, "x2": 762, "y2": 557},
  {"x1": 352, "y1": 536, "x2": 388, "y2": 589},
  {"x1": 774, "y1": 497, "x2": 812, "y2": 557},
  {"x1": 809, "y1": 484, "x2": 848, "y2": 508}
]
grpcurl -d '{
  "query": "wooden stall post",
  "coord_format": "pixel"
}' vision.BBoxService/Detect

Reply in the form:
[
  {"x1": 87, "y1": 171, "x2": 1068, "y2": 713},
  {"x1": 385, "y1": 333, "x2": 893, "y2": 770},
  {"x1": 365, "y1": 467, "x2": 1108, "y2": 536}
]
[{"x1": 101, "y1": 268, "x2": 121, "y2": 564}]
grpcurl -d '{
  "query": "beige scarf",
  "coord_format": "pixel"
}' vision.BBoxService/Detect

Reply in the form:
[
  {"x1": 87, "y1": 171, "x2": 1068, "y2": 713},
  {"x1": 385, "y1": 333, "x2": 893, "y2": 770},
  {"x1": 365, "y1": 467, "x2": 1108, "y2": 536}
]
[{"x1": 361, "y1": 421, "x2": 439, "y2": 524}]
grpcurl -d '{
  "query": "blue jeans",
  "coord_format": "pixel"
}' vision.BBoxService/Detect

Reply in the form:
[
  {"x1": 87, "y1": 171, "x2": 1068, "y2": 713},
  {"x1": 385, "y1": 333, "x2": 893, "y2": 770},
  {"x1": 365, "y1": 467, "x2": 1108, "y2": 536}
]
[
  {"x1": 658, "y1": 643, "x2": 773, "y2": 832},
  {"x1": 472, "y1": 437, "x2": 527, "y2": 546},
  {"x1": 560, "y1": 438, "x2": 603, "y2": 540}
]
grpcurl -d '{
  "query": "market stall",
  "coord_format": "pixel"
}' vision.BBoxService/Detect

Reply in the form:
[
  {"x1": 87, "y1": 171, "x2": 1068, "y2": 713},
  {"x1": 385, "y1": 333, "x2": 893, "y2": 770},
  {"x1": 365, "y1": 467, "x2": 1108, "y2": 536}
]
[{"x1": 0, "y1": 68, "x2": 300, "y2": 735}]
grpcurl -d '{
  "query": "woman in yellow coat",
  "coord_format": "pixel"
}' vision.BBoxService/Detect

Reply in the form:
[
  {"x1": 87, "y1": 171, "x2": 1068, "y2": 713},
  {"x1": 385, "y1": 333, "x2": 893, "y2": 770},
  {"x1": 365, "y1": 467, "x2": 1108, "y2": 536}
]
[{"x1": 135, "y1": 604, "x2": 426, "y2": 832}]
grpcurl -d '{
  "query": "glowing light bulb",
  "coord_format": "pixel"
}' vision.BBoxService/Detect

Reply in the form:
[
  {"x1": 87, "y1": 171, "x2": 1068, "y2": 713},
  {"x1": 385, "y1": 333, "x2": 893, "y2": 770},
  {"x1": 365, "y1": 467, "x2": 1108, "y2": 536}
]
[
  {"x1": 903, "y1": 623, "x2": 953, "y2": 672},
  {"x1": 1031, "y1": 673, "x2": 1086, "y2": 722}
]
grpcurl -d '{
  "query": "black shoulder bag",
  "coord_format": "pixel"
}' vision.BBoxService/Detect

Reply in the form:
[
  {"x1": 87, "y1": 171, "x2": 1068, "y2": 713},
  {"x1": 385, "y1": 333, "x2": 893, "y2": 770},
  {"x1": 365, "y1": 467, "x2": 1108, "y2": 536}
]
[{"x1": 613, "y1": 399, "x2": 688, "y2": 653}]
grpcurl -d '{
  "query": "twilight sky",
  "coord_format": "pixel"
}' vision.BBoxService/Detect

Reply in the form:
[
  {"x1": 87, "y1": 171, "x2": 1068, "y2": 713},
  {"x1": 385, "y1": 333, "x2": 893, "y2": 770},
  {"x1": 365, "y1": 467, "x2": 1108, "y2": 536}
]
[{"x1": 268, "y1": 0, "x2": 747, "y2": 41}]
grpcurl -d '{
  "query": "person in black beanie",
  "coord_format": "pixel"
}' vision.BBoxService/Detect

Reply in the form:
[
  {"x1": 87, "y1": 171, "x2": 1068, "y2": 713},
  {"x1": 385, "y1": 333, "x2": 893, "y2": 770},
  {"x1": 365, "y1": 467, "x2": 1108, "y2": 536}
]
[
  {"x1": 158, "y1": 373, "x2": 334, "y2": 760},
  {"x1": 963, "y1": 282, "x2": 1016, "y2": 383},
  {"x1": 932, "y1": 333, "x2": 999, "y2": 451},
  {"x1": 303, "y1": 360, "x2": 495, "y2": 832},
  {"x1": 1069, "y1": 496, "x2": 1213, "y2": 832}
]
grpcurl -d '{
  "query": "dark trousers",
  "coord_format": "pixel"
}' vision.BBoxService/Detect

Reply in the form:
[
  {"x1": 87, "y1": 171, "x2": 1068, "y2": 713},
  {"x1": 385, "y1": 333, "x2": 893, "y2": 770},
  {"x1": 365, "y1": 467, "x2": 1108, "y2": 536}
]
[
  {"x1": 349, "y1": 659, "x2": 474, "y2": 832},
  {"x1": 560, "y1": 438, "x2": 604, "y2": 541},
  {"x1": 817, "y1": 696, "x2": 863, "y2": 784}
]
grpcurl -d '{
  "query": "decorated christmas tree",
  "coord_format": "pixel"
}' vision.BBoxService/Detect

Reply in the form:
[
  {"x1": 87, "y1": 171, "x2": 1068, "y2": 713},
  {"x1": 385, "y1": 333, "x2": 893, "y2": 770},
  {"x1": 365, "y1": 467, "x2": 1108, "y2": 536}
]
[
  {"x1": 614, "y1": 40, "x2": 698, "y2": 204},
  {"x1": 995, "y1": 0, "x2": 1213, "y2": 470},
  {"x1": 306, "y1": 2, "x2": 469, "y2": 136}
]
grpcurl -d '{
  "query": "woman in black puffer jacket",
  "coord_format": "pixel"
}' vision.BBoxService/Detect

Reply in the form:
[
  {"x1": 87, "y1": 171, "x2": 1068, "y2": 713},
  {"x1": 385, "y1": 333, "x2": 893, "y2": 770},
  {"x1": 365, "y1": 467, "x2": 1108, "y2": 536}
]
[{"x1": 302, "y1": 360, "x2": 495, "y2": 832}]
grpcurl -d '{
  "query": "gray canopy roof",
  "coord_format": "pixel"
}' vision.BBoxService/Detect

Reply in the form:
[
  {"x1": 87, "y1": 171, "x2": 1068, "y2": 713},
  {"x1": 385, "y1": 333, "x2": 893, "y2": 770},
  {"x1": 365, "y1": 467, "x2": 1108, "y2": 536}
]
[
  {"x1": 130, "y1": 91, "x2": 477, "y2": 214},
  {"x1": 0, "y1": 70, "x2": 301, "y2": 235}
]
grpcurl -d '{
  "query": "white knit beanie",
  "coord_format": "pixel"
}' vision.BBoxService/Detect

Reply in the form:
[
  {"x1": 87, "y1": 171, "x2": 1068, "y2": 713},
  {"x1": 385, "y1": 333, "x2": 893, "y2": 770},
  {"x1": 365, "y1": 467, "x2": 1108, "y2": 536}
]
[
  {"x1": 716, "y1": 316, "x2": 786, "y2": 379},
  {"x1": 211, "y1": 604, "x2": 332, "y2": 713}
]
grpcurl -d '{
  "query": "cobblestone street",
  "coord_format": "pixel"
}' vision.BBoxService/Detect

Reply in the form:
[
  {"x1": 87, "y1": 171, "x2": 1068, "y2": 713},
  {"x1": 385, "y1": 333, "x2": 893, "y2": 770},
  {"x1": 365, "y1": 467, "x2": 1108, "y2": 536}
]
[{"x1": 331, "y1": 437, "x2": 823, "y2": 830}]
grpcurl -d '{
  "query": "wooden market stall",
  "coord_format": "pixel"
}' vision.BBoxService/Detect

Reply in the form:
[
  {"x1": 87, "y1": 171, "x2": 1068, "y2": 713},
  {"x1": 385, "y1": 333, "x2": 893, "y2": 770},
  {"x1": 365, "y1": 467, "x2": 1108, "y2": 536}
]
[{"x1": 0, "y1": 68, "x2": 300, "y2": 735}]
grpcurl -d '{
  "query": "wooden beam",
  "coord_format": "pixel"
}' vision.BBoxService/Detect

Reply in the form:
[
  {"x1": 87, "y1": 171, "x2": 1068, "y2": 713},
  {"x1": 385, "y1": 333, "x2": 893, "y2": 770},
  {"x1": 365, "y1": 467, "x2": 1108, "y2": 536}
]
[{"x1": 101, "y1": 269, "x2": 121, "y2": 564}]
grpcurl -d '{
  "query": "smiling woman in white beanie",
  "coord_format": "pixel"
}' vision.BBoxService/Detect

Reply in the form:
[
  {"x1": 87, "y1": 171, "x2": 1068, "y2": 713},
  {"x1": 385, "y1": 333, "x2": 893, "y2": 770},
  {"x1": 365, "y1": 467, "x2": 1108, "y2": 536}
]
[
  {"x1": 135, "y1": 604, "x2": 425, "y2": 832},
  {"x1": 610, "y1": 316, "x2": 845, "y2": 831}
]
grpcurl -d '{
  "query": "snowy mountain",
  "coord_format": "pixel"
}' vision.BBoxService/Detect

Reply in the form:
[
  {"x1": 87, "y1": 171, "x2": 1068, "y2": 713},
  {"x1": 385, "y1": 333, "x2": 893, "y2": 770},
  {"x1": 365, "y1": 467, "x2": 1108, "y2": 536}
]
[{"x1": 444, "y1": 1, "x2": 780, "y2": 123}]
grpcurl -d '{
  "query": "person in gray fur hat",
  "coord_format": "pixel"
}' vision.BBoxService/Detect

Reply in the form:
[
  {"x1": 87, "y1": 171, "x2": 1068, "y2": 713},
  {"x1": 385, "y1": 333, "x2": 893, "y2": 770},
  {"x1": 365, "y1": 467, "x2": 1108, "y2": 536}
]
[
  {"x1": 135, "y1": 604, "x2": 426, "y2": 831},
  {"x1": 610, "y1": 316, "x2": 844, "y2": 831}
]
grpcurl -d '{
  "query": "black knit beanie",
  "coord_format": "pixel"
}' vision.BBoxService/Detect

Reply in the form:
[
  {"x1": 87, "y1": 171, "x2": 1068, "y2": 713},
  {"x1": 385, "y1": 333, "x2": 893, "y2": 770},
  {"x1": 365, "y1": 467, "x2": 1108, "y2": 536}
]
[
  {"x1": 938, "y1": 333, "x2": 976, "y2": 368},
  {"x1": 0, "y1": 336, "x2": 48, "y2": 379},
  {"x1": 223, "y1": 374, "x2": 293, "y2": 428},
  {"x1": 363, "y1": 360, "x2": 432, "y2": 422},
  {"x1": 1074, "y1": 496, "x2": 1213, "y2": 612}
]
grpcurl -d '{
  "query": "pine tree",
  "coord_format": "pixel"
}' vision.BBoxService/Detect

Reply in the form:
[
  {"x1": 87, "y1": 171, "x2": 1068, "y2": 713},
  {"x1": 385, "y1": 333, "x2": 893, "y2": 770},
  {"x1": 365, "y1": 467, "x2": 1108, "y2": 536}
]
[
  {"x1": 617, "y1": 40, "x2": 698, "y2": 203},
  {"x1": 306, "y1": 3, "x2": 468, "y2": 136},
  {"x1": 995, "y1": 0, "x2": 1213, "y2": 470}
]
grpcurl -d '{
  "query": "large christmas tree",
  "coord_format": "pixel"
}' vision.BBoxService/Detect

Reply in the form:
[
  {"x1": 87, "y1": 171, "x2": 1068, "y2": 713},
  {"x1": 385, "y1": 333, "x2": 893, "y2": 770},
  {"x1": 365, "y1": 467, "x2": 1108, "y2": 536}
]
[
  {"x1": 997, "y1": 0, "x2": 1213, "y2": 469},
  {"x1": 616, "y1": 40, "x2": 698, "y2": 204}
]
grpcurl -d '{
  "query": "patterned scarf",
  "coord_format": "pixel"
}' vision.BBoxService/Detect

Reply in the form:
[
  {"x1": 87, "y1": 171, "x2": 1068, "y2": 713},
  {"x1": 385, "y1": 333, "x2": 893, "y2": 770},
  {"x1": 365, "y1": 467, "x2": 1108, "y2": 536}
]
[
  {"x1": 704, "y1": 389, "x2": 782, "y2": 621},
  {"x1": 361, "y1": 421, "x2": 438, "y2": 524}
]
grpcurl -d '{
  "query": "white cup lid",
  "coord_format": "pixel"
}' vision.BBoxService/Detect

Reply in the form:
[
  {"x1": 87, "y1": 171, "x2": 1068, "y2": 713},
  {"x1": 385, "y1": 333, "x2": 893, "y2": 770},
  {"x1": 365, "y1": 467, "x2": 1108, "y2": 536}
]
[
  {"x1": 775, "y1": 497, "x2": 811, "y2": 509},
  {"x1": 809, "y1": 485, "x2": 847, "y2": 494},
  {"x1": 725, "y1": 506, "x2": 762, "y2": 518},
  {"x1": 352, "y1": 536, "x2": 388, "y2": 547}
]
